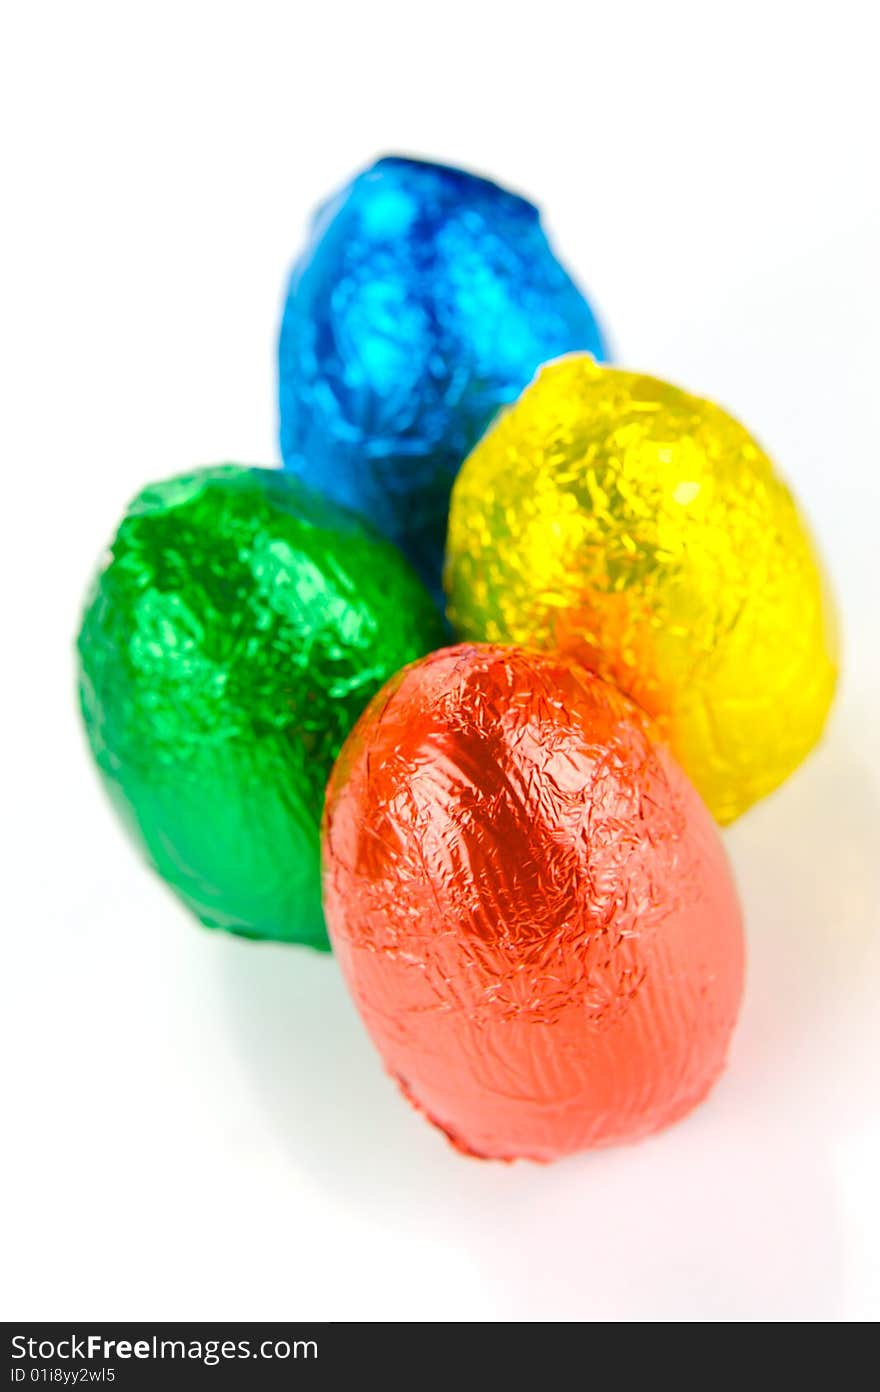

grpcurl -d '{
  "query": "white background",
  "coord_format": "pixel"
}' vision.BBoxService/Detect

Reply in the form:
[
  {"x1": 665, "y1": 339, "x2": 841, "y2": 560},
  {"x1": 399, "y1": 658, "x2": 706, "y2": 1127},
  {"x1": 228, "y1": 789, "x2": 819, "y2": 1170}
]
[{"x1": 2, "y1": 1, "x2": 878, "y2": 1322}]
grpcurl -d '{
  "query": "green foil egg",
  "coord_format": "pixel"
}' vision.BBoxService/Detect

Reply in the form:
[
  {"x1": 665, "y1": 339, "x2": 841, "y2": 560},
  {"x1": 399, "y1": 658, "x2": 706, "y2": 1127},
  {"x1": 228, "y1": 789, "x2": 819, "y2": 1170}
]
[{"x1": 77, "y1": 465, "x2": 445, "y2": 948}]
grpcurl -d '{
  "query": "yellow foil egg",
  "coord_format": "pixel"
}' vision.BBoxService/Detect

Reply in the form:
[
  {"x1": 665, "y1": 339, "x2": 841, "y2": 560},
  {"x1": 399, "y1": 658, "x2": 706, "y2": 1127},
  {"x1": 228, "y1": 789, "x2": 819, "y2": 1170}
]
[{"x1": 445, "y1": 354, "x2": 838, "y2": 824}]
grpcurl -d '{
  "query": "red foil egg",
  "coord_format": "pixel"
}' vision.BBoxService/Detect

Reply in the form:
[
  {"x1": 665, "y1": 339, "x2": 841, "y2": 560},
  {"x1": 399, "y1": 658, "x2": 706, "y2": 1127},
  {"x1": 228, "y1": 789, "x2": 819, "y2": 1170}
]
[{"x1": 322, "y1": 645, "x2": 744, "y2": 1162}]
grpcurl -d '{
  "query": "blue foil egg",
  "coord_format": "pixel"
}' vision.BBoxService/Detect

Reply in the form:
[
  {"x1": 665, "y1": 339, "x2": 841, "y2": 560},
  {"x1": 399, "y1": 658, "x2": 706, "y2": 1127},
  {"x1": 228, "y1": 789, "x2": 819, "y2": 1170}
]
[{"x1": 278, "y1": 156, "x2": 608, "y2": 593}]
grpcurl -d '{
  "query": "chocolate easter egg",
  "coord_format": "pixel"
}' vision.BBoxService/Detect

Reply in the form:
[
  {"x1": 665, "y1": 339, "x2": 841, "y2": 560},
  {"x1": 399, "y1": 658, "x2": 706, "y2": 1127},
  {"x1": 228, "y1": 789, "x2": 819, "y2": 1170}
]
[
  {"x1": 322, "y1": 644, "x2": 744, "y2": 1160},
  {"x1": 77, "y1": 465, "x2": 445, "y2": 948},
  {"x1": 445, "y1": 356, "x2": 838, "y2": 823},
  {"x1": 278, "y1": 156, "x2": 607, "y2": 595}
]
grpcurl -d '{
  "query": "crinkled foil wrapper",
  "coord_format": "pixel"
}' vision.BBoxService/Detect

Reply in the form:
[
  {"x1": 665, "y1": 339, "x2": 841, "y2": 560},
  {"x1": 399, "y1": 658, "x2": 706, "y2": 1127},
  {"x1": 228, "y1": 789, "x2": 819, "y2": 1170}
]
[
  {"x1": 323, "y1": 645, "x2": 744, "y2": 1161},
  {"x1": 77, "y1": 465, "x2": 446, "y2": 948},
  {"x1": 446, "y1": 356, "x2": 839, "y2": 823},
  {"x1": 278, "y1": 156, "x2": 607, "y2": 596}
]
